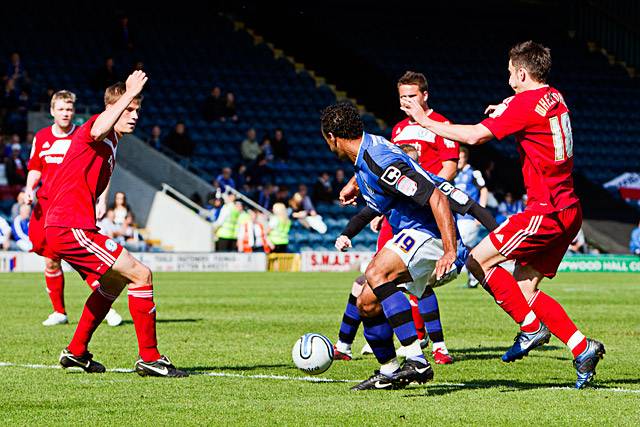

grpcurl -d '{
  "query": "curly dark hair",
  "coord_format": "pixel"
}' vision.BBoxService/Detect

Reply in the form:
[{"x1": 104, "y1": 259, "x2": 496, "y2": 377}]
[{"x1": 320, "y1": 102, "x2": 363, "y2": 140}]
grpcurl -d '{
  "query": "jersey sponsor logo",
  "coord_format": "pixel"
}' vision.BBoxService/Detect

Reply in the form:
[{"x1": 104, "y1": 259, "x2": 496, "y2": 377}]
[
  {"x1": 40, "y1": 139, "x2": 72, "y2": 164},
  {"x1": 396, "y1": 176, "x2": 417, "y2": 197},
  {"x1": 105, "y1": 239, "x2": 118, "y2": 252},
  {"x1": 443, "y1": 138, "x2": 456, "y2": 148},
  {"x1": 381, "y1": 166, "x2": 402, "y2": 185},
  {"x1": 394, "y1": 125, "x2": 436, "y2": 143}
]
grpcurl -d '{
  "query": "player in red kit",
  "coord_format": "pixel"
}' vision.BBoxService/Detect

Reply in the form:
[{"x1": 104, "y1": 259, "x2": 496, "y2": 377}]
[
  {"x1": 25, "y1": 90, "x2": 123, "y2": 327},
  {"x1": 384, "y1": 71, "x2": 458, "y2": 364},
  {"x1": 46, "y1": 71, "x2": 187, "y2": 377},
  {"x1": 400, "y1": 41, "x2": 604, "y2": 389}
]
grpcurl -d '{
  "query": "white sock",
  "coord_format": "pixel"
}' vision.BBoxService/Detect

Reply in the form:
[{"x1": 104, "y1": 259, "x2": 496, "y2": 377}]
[
  {"x1": 403, "y1": 340, "x2": 424, "y2": 360},
  {"x1": 336, "y1": 340, "x2": 351, "y2": 354},
  {"x1": 432, "y1": 341, "x2": 448, "y2": 353},
  {"x1": 379, "y1": 358, "x2": 400, "y2": 377}
]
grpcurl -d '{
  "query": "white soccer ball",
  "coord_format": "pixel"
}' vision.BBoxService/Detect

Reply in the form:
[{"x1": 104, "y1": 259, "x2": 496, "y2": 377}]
[{"x1": 291, "y1": 333, "x2": 333, "y2": 375}]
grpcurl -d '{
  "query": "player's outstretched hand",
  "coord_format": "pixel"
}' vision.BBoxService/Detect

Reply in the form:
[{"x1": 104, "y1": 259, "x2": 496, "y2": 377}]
[
  {"x1": 400, "y1": 97, "x2": 428, "y2": 124},
  {"x1": 125, "y1": 70, "x2": 148, "y2": 97},
  {"x1": 335, "y1": 235, "x2": 352, "y2": 252},
  {"x1": 369, "y1": 215, "x2": 384, "y2": 232},
  {"x1": 435, "y1": 251, "x2": 456, "y2": 280}
]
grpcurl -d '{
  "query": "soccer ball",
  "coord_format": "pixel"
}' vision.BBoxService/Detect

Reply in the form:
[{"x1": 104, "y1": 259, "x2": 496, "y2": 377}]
[{"x1": 291, "y1": 333, "x2": 333, "y2": 375}]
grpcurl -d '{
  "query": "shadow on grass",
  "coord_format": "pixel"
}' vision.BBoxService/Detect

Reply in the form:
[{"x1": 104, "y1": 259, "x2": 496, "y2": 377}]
[
  {"x1": 450, "y1": 345, "x2": 566, "y2": 362},
  {"x1": 401, "y1": 379, "x2": 567, "y2": 397},
  {"x1": 185, "y1": 363, "x2": 292, "y2": 372},
  {"x1": 119, "y1": 318, "x2": 203, "y2": 325}
]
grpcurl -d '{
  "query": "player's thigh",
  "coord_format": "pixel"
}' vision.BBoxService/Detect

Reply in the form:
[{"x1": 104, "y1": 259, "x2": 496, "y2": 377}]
[
  {"x1": 110, "y1": 248, "x2": 152, "y2": 287},
  {"x1": 356, "y1": 283, "x2": 383, "y2": 318},
  {"x1": 365, "y1": 248, "x2": 412, "y2": 287}
]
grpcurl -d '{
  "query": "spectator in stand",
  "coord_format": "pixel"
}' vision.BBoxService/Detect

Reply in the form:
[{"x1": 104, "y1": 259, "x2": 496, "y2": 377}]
[
  {"x1": 257, "y1": 184, "x2": 274, "y2": 210},
  {"x1": 0, "y1": 216, "x2": 12, "y2": 250},
  {"x1": 247, "y1": 154, "x2": 272, "y2": 187},
  {"x1": 12, "y1": 203, "x2": 31, "y2": 251},
  {"x1": 313, "y1": 171, "x2": 333, "y2": 204},
  {"x1": 10, "y1": 191, "x2": 26, "y2": 220},
  {"x1": 241, "y1": 128, "x2": 261, "y2": 163},
  {"x1": 97, "y1": 208, "x2": 119, "y2": 237},
  {"x1": 261, "y1": 135, "x2": 274, "y2": 162},
  {"x1": 109, "y1": 191, "x2": 131, "y2": 226},
  {"x1": 204, "y1": 193, "x2": 223, "y2": 222},
  {"x1": 1, "y1": 79, "x2": 19, "y2": 132},
  {"x1": 272, "y1": 128, "x2": 288, "y2": 162},
  {"x1": 288, "y1": 184, "x2": 327, "y2": 234},
  {"x1": 118, "y1": 212, "x2": 145, "y2": 251},
  {"x1": 235, "y1": 164, "x2": 249, "y2": 191},
  {"x1": 4, "y1": 52, "x2": 30, "y2": 92},
  {"x1": 92, "y1": 57, "x2": 120, "y2": 91},
  {"x1": 274, "y1": 185, "x2": 290, "y2": 205},
  {"x1": 163, "y1": 121, "x2": 195, "y2": 157},
  {"x1": 630, "y1": 220, "x2": 640, "y2": 255},
  {"x1": 216, "y1": 167, "x2": 236, "y2": 192},
  {"x1": 132, "y1": 60, "x2": 144, "y2": 71},
  {"x1": 224, "y1": 92, "x2": 238, "y2": 122},
  {"x1": 113, "y1": 14, "x2": 135, "y2": 50},
  {"x1": 203, "y1": 86, "x2": 225, "y2": 121},
  {"x1": 268, "y1": 203, "x2": 291, "y2": 253},
  {"x1": 5, "y1": 142, "x2": 27, "y2": 185},
  {"x1": 496, "y1": 191, "x2": 525, "y2": 224},
  {"x1": 146, "y1": 125, "x2": 162, "y2": 150},
  {"x1": 236, "y1": 204, "x2": 252, "y2": 253},
  {"x1": 332, "y1": 168, "x2": 347, "y2": 201}
]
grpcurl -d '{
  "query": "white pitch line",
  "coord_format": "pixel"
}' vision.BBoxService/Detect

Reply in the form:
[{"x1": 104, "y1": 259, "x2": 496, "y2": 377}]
[{"x1": 1, "y1": 361, "x2": 639, "y2": 394}]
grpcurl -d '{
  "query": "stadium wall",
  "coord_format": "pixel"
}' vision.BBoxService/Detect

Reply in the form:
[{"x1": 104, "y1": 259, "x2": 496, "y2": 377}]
[{"x1": 145, "y1": 191, "x2": 214, "y2": 252}]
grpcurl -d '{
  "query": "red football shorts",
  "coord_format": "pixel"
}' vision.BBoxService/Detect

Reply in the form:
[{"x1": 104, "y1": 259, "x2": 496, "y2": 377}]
[
  {"x1": 377, "y1": 217, "x2": 395, "y2": 252},
  {"x1": 29, "y1": 198, "x2": 58, "y2": 259},
  {"x1": 45, "y1": 227, "x2": 124, "y2": 281},
  {"x1": 489, "y1": 203, "x2": 582, "y2": 278}
]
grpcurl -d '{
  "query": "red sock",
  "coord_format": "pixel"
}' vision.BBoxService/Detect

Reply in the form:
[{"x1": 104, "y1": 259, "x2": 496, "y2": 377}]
[
  {"x1": 128, "y1": 286, "x2": 161, "y2": 362},
  {"x1": 409, "y1": 295, "x2": 426, "y2": 340},
  {"x1": 483, "y1": 266, "x2": 540, "y2": 333},
  {"x1": 529, "y1": 291, "x2": 587, "y2": 357},
  {"x1": 45, "y1": 268, "x2": 65, "y2": 314},
  {"x1": 68, "y1": 286, "x2": 117, "y2": 356}
]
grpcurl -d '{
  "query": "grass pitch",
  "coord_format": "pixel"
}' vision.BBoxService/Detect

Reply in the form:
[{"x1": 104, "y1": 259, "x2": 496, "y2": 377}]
[{"x1": 0, "y1": 272, "x2": 639, "y2": 426}]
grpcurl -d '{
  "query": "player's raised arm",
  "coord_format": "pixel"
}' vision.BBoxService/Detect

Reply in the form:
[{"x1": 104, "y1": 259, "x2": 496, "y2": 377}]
[
  {"x1": 400, "y1": 97, "x2": 493, "y2": 145},
  {"x1": 91, "y1": 71, "x2": 148, "y2": 141}
]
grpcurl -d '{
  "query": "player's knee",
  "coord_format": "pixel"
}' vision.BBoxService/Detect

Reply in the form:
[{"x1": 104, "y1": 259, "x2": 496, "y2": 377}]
[
  {"x1": 356, "y1": 297, "x2": 382, "y2": 318},
  {"x1": 129, "y1": 262, "x2": 152, "y2": 287},
  {"x1": 365, "y1": 261, "x2": 393, "y2": 287},
  {"x1": 45, "y1": 258, "x2": 61, "y2": 270}
]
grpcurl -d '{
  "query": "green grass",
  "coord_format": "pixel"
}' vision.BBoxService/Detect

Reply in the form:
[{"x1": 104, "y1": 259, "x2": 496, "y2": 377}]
[{"x1": 0, "y1": 272, "x2": 639, "y2": 426}]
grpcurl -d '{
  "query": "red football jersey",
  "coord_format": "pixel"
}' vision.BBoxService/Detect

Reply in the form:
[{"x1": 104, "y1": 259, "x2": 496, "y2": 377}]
[
  {"x1": 392, "y1": 110, "x2": 460, "y2": 174},
  {"x1": 481, "y1": 86, "x2": 579, "y2": 214},
  {"x1": 28, "y1": 124, "x2": 78, "y2": 200},
  {"x1": 45, "y1": 115, "x2": 118, "y2": 229}
]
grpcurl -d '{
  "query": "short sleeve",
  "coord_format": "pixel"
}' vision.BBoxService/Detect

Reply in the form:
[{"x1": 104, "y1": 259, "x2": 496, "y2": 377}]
[
  {"x1": 27, "y1": 135, "x2": 42, "y2": 171},
  {"x1": 481, "y1": 95, "x2": 531, "y2": 140}
]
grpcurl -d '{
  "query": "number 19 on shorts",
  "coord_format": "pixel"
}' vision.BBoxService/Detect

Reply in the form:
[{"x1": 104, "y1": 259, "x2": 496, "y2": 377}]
[{"x1": 393, "y1": 232, "x2": 416, "y2": 253}]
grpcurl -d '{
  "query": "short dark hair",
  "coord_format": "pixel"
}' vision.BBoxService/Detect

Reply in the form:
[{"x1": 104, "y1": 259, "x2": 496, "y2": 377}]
[
  {"x1": 320, "y1": 102, "x2": 363, "y2": 140},
  {"x1": 509, "y1": 41, "x2": 552, "y2": 83},
  {"x1": 397, "y1": 71, "x2": 428, "y2": 92}
]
